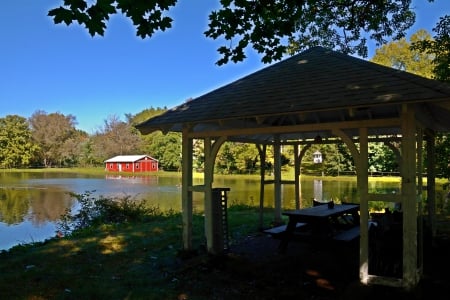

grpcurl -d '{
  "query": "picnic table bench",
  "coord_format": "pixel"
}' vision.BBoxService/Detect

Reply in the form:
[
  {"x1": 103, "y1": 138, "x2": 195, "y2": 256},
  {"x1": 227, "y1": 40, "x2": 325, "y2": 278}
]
[{"x1": 263, "y1": 222, "x2": 307, "y2": 237}]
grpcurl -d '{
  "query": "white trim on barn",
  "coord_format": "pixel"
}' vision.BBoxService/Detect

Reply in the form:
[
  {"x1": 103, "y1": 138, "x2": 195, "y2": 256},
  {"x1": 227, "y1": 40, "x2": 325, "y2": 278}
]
[
  {"x1": 104, "y1": 155, "x2": 157, "y2": 163},
  {"x1": 104, "y1": 155, "x2": 159, "y2": 173}
]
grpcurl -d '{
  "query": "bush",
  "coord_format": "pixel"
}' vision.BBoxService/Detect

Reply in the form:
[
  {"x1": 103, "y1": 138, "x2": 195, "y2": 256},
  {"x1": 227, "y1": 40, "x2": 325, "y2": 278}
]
[{"x1": 56, "y1": 191, "x2": 161, "y2": 236}]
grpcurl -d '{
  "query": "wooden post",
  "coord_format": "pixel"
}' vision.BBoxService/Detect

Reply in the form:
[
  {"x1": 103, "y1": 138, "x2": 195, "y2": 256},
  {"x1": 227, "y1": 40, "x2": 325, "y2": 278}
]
[
  {"x1": 203, "y1": 137, "x2": 214, "y2": 253},
  {"x1": 357, "y1": 128, "x2": 369, "y2": 284},
  {"x1": 258, "y1": 144, "x2": 267, "y2": 229},
  {"x1": 181, "y1": 129, "x2": 193, "y2": 251},
  {"x1": 332, "y1": 127, "x2": 369, "y2": 283},
  {"x1": 401, "y1": 105, "x2": 419, "y2": 289},
  {"x1": 273, "y1": 135, "x2": 282, "y2": 224},
  {"x1": 425, "y1": 131, "x2": 436, "y2": 237},
  {"x1": 294, "y1": 144, "x2": 300, "y2": 210}
]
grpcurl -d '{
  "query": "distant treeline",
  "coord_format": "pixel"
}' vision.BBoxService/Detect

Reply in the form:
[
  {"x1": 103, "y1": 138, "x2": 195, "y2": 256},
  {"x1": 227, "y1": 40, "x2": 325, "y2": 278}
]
[{"x1": 2, "y1": 108, "x2": 450, "y2": 178}]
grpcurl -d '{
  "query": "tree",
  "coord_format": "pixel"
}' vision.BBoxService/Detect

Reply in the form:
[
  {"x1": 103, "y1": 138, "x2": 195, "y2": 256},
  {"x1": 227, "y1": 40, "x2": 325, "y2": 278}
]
[
  {"x1": 29, "y1": 111, "x2": 79, "y2": 167},
  {"x1": 216, "y1": 142, "x2": 237, "y2": 174},
  {"x1": 91, "y1": 114, "x2": 143, "y2": 162},
  {"x1": 130, "y1": 106, "x2": 168, "y2": 127},
  {"x1": 319, "y1": 143, "x2": 354, "y2": 176},
  {"x1": 0, "y1": 115, "x2": 39, "y2": 168},
  {"x1": 368, "y1": 142, "x2": 399, "y2": 174},
  {"x1": 58, "y1": 130, "x2": 89, "y2": 167},
  {"x1": 433, "y1": 133, "x2": 450, "y2": 179},
  {"x1": 207, "y1": 0, "x2": 416, "y2": 65},
  {"x1": 233, "y1": 143, "x2": 259, "y2": 173},
  {"x1": 49, "y1": 0, "x2": 419, "y2": 65},
  {"x1": 370, "y1": 29, "x2": 435, "y2": 78},
  {"x1": 142, "y1": 131, "x2": 181, "y2": 171},
  {"x1": 411, "y1": 15, "x2": 450, "y2": 82},
  {"x1": 132, "y1": 107, "x2": 184, "y2": 170},
  {"x1": 77, "y1": 138, "x2": 96, "y2": 167}
]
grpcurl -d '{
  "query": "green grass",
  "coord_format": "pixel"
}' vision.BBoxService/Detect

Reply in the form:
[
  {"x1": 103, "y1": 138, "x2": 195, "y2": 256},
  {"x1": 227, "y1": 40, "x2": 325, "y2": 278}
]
[
  {"x1": 1, "y1": 170, "x2": 448, "y2": 298},
  {"x1": 1, "y1": 191, "x2": 449, "y2": 299},
  {"x1": 0, "y1": 200, "x2": 265, "y2": 300}
]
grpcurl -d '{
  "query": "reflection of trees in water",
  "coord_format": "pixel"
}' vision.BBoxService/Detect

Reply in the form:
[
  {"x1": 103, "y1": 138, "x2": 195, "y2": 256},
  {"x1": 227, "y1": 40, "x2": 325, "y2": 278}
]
[
  {"x1": 29, "y1": 190, "x2": 74, "y2": 225},
  {"x1": 0, "y1": 188, "x2": 29, "y2": 224},
  {"x1": 0, "y1": 188, "x2": 75, "y2": 225}
]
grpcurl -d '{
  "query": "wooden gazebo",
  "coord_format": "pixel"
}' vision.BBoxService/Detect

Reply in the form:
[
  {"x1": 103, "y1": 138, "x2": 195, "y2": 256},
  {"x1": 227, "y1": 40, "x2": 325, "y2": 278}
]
[{"x1": 136, "y1": 47, "x2": 450, "y2": 289}]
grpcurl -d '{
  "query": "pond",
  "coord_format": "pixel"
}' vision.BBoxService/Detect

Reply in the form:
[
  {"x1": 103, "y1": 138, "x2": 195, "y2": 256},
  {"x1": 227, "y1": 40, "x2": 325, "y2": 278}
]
[{"x1": 0, "y1": 171, "x2": 438, "y2": 251}]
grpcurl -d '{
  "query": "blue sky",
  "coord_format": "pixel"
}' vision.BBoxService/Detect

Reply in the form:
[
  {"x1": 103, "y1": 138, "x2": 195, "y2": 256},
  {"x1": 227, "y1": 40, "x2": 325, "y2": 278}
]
[{"x1": 1, "y1": 0, "x2": 448, "y2": 133}]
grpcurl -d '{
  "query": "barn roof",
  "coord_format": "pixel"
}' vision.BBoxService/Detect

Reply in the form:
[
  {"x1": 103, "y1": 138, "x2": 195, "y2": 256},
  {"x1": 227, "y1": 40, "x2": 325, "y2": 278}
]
[
  {"x1": 136, "y1": 46, "x2": 450, "y2": 142},
  {"x1": 104, "y1": 155, "x2": 157, "y2": 163}
]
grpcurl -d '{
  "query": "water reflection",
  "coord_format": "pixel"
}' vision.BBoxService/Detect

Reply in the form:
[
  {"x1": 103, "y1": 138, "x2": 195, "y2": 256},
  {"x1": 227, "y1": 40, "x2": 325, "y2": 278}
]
[
  {"x1": 0, "y1": 172, "x2": 190, "y2": 250},
  {"x1": 0, "y1": 187, "x2": 72, "y2": 224},
  {"x1": 0, "y1": 172, "x2": 440, "y2": 251},
  {"x1": 313, "y1": 179, "x2": 323, "y2": 201},
  {"x1": 0, "y1": 185, "x2": 74, "y2": 250}
]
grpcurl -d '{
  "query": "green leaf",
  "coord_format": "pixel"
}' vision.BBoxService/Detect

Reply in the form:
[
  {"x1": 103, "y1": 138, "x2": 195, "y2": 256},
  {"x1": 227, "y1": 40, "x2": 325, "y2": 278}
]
[
  {"x1": 97, "y1": 0, "x2": 117, "y2": 15},
  {"x1": 48, "y1": 7, "x2": 75, "y2": 26},
  {"x1": 65, "y1": 0, "x2": 88, "y2": 11}
]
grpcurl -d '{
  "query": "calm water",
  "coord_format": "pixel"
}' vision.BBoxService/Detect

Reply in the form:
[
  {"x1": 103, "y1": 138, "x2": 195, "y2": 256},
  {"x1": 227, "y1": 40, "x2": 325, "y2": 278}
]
[{"x1": 0, "y1": 171, "x2": 427, "y2": 251}]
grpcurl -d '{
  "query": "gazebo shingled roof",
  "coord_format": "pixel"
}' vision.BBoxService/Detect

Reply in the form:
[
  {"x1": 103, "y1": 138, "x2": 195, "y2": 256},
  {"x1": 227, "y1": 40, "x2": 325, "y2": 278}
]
[
  {"x1": 136, "y1": 46, "x2": 450, "y2": 290},
  {"x1": 137, "y1": 47, "x2": 450, "y2": 142}
]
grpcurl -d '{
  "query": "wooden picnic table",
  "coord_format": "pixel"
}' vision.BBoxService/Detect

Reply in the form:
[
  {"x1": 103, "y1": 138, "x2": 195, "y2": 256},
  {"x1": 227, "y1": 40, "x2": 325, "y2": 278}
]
[{"x1": 278, "y1": 204, "x2": 360, "y2": 253}]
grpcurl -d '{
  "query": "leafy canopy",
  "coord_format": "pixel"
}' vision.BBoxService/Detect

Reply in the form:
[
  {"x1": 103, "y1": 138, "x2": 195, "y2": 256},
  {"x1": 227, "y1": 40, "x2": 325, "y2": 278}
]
[
  {"x1": 48, "y1": 0, "x2": 176, "y2": 38},
  {"x1": 206, "y1": 0, "x2": 416, "y2": 64},
  {"x1": 49, "y1": 0, "x2": 420, "y2": 65},
  {"x1": 370, "y1": 29, "x2": 435, "y2": 78},
  {"x1": 0, "y1": 115, "x2": 39, "y2": 168},
  {"x1": 411, "y1": 15, "x2": 450, "y2": 83}
]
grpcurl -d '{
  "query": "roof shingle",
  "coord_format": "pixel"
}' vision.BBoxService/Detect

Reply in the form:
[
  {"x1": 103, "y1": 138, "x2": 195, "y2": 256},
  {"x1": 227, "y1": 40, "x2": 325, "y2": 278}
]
[{"x1": 137, "y1": 47, "x2": 450, "y2": 139}]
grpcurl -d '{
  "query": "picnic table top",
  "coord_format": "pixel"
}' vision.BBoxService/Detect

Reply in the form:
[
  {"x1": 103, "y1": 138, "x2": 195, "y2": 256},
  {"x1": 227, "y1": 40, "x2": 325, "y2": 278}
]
[{"x1": 283, "y1": 204, "x2": 359, "y2": 219}]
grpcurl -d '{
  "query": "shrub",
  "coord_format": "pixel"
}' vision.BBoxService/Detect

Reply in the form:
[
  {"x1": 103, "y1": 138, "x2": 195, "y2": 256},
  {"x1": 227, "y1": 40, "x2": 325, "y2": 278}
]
[{"x1": 56, "y1": 191, "x2": 160, "y2": 236}]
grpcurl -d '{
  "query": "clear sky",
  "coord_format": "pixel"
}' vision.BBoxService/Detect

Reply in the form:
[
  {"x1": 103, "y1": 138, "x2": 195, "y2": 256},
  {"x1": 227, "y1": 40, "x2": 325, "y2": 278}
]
[{"x1": 1, "y1": 0, "x2": 448, "y2": 134}]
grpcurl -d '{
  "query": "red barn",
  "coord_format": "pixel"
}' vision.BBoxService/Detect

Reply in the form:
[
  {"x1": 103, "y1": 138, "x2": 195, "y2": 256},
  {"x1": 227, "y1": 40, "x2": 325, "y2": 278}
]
[{"x1": 104, "y1": 155, "x2": 158, "y2": 173}]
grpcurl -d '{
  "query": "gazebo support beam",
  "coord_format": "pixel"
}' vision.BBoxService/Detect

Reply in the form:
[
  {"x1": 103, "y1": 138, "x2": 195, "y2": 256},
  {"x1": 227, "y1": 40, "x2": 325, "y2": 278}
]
[
  {"x1": 294, "y1": 144, "x2": 300, "y2": 209},
  {"x1": 273, "y1": 135, "x2": 283, "y2": 224},
  {"x1": 333, "y1": 127, "x2": 370, "y2": 284},
  {"x1": 181, "y1": 129, "x2": 194, "y2": 251},
  {"x1": 257, "y1": 144, "x2": 267, "y2": 229},
  {"x1": 357, "y1": 128, "x2": 370, "y2": 285},
  {"x1": 401, "y1": 105, "x2": 419, "y2": 289},
  {"x1": 203, "y1": 137, "x2": 214, "y2": 253},
  {"x1": 296, "y1": 143, "x2": 312, "y2": 209},
  {"x1": 426, "y1": 131, "x2": 436, "y2": 237}
]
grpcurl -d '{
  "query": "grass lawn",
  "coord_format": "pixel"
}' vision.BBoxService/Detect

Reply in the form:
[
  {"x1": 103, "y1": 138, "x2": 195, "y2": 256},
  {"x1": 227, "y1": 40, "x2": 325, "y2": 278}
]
[
  {"x1": 0, "y1": 204, "x2": 264, "y2": 300},
  {"x1": 1, "y1": 171, "x2": 449, "y2": 299},
  {"x1": 2, "y1": 207, "x2": 449, "y2": 300}
]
